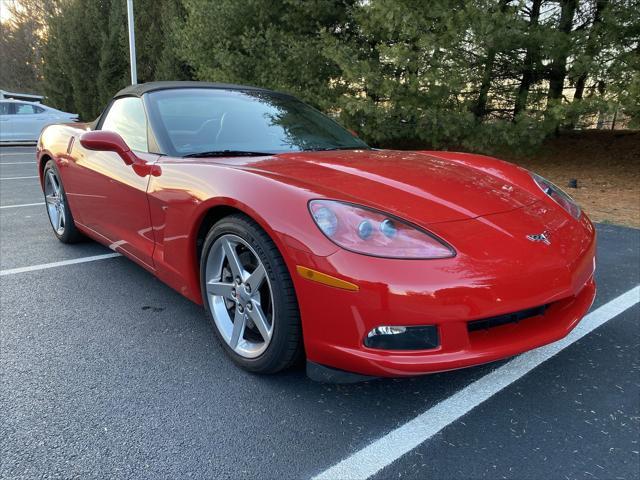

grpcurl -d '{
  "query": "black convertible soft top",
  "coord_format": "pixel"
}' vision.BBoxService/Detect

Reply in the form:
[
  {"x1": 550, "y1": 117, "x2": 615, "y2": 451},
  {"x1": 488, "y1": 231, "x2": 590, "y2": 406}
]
[{"x1": 114, "y1": 81, "x2": 272, "y2": 98}]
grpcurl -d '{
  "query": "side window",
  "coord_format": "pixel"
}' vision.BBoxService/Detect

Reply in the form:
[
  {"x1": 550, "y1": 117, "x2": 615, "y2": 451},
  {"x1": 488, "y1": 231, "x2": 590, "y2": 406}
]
[
  {"x1": 15, "y1": 103, "x2": 37, "y2": 114},
  {"x1": 34, "y1": 105, "x2": 45, "y2": 114},
  {"x1": 100, "y1": 97, "x2": 148, "y2": 152},
  {"x1": 0, "y1": 102, "x2": 11, "y2": 115}
]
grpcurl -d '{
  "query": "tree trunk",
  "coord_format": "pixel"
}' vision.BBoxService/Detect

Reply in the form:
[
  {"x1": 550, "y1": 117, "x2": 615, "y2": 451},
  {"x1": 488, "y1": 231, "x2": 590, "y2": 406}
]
[
  {"x1": 473, "y1": 0, "x2": 512, "y2": 120},
  {"x1": 573, "y1": 0, "x2": 608, "y2": 102},
  {"x1": 473, "y1": 49, "x2": 497, "y2": 119},
  {"x1": 547, "y1": 0, "x2": 578, "y2": 102},
  {"x1": 513, "y1": 0, "x2": 543, "y2": 119}
]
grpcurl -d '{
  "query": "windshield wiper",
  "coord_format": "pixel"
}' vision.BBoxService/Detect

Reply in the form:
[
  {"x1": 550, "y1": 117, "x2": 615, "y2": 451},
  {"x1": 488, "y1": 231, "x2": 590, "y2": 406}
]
[{"x1": 183, "y1": 150, "x2": 272, "y2": 158}]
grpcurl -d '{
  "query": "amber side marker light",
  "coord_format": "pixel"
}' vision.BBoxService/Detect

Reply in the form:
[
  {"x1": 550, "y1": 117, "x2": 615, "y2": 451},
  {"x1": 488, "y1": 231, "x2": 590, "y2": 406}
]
[{"x1": 296, "y1": 266, "x2": 359, "y2": 291}]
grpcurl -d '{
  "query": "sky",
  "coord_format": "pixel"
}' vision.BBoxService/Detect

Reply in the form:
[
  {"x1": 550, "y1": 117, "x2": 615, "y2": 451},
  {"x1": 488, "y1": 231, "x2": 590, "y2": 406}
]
[{"x1": 0, "y1": 0, "x2": 14, "y2": 23}]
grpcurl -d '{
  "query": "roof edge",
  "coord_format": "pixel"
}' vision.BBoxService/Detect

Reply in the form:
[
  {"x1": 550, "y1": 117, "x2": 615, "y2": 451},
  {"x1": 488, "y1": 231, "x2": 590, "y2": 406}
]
[{"x1": 114, "y1": 81, "x2": 273, "y2": 98}]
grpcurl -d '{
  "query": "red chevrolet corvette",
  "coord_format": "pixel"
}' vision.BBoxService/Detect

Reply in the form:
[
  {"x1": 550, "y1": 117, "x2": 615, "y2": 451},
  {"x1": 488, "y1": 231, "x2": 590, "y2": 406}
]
[{"x1": 37, "y1": 81, "x2": 596, "y2": 381}]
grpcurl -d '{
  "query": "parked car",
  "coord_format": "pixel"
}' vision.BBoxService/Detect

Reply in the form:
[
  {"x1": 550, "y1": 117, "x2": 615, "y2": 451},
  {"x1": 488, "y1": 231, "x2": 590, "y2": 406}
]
[
  {"x1": 36, "y1": 81, "x2": 596, "y2": 382},
  {"x1": 0, "y1": 99, "x2": 78, "y2": 143}
]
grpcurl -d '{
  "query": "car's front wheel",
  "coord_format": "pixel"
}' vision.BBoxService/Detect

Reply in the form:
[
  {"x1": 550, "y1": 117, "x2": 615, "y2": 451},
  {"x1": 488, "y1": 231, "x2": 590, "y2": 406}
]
[
  {"x1": 43, "y1": 160, "x2": 83, "y2": 243},
  {"x1": 200, "y1": 214, "x2": 302, "y2": 373}
]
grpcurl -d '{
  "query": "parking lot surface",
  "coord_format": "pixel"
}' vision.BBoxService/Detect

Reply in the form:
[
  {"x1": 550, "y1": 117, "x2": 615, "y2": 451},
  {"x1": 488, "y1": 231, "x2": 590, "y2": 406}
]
[{"x1": 1, "y1": 146, "x2": 638, "y2": 479}]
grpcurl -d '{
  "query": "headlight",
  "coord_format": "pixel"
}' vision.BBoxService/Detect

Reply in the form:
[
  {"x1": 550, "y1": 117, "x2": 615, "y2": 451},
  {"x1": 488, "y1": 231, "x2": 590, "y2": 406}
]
[
  {"x1": 309, "y1": 200, "x2": 455, "y2": 259},
  {"x1": 531, "y1": 173, "x2": 581, "y2": 219}
]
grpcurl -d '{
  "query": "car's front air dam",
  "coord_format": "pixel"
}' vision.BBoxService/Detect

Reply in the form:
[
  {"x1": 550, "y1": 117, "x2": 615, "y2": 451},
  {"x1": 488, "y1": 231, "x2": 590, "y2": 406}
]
[{"x1": 288, "y1": 203, "x2": 597, "y2": 378}]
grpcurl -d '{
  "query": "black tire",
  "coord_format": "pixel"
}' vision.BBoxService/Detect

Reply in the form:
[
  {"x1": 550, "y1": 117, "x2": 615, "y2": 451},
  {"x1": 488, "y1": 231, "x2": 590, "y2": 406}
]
[
  {"x1": 43, "y1": 160, "x2": 84, "y2": 243},
  {"x1": 200, "y1": 214, "x2": 303, "y2": 373}
]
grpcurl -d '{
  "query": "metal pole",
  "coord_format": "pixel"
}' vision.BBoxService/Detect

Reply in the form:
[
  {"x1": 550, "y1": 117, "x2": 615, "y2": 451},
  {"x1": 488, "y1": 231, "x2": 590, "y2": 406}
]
[{"x1": 126, "y1": 0, "x2": 137, "y2": 85}]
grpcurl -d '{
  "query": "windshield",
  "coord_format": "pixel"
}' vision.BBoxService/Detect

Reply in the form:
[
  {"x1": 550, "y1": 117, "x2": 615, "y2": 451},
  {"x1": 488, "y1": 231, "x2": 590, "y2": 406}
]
[{"x1": 145, "y1": 88, "x2": 369, "y2": 157}]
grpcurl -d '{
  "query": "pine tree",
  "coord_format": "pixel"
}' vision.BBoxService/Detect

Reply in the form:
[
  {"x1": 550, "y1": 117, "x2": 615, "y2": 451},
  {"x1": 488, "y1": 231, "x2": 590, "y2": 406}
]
[
  {"x1": 98, "y1": 0, "x2": 129, "y2": 105},
  {"x1": 177, "y1": 0, "x2": 354, "y2": 109},
  {"x1": 42, "y1": 12, "x2": 74, "y2": 112},
  {"x1": 37, "y1": 0, "x2": 639, "y2": 148}
]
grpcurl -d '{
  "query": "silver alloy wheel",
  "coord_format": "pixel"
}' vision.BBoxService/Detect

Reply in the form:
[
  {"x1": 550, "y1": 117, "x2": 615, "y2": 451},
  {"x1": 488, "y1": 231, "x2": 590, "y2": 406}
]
[
  {"x1": 44, "y1": 169, "x2": 66, "y2": 235},
  {"x1": 204, "y1": 234, "x2": 274, "y2": 358}
]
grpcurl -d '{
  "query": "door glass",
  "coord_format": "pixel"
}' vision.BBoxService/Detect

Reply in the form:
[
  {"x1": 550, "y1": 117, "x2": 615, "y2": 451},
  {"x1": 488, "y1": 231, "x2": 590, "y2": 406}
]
[
  {"x1": 100, "y1": 97, "x2": 148, "y2": 152},
  {"x1": 15, "y1": 103, "x2": 37, "y2": 114},
  {"x1": 0, "y1": 102, "x2": 11, "y2": 115}
]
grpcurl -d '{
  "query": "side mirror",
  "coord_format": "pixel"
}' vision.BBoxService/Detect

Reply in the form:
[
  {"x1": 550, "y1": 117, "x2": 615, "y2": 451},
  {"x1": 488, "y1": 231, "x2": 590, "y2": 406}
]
[{"x1": 79, "y1": 130, "x2": 136, "y2": 165}]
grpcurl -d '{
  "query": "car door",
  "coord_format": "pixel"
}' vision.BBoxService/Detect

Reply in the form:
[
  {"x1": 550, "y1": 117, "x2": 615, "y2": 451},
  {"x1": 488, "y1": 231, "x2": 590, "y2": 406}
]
[
  {"x1": 65, "y1": 96, "x2": 158, "y2": 270},
  {"x1": 12, "y1": 103, "x2": 47, "y2": 141},
  {"x1": 0, "y1": 102, "x2": 16, "y2": 141}
]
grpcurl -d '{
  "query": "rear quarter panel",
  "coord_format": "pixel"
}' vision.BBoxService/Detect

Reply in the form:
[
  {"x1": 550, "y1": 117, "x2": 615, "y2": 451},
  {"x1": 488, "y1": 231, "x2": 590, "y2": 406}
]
[
  {"x1": 37, "y1": 123, "x2": 89, "y2": 220},
  {"x1": 37, "y1": 123, "x2": 88, "y2": 176}
]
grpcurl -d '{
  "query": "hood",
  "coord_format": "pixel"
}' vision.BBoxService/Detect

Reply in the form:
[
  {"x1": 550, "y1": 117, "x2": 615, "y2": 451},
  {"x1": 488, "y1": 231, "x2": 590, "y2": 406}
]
[{"x1": 233, "y1": 149, "x2": 539, "y2": 225}]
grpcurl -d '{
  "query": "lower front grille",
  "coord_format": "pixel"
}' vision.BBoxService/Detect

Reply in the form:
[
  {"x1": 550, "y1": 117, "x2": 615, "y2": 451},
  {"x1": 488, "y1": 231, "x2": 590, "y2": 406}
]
[{"x1": 467, "y1": 305, "x2": 548, "y2": 332}]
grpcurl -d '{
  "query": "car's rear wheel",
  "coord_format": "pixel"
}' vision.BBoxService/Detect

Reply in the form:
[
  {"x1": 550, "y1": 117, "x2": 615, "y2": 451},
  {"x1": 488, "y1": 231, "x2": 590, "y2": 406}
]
[
  {"x1": 200, "y1": 214, "x2": 302, "y2": 373},
  {"x1": 43, "y1": 160, "x2": 83, "y2": 243}
]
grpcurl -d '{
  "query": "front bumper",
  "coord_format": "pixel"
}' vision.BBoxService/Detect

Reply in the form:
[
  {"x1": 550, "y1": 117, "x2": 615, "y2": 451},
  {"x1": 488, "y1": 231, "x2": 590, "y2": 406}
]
[
  {"x1": 304, "y1": 276, "x2": 595, "y2": 378},
  {"x1": 286, "y1": 205, "x2": 597, "y2": 378}
]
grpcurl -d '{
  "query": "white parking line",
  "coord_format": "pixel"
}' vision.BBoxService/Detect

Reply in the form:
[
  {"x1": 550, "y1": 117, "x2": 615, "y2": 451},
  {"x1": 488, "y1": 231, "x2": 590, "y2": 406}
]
[
  {"x1": 313, "y1": 285, "x2": 640, "y2": 480},
  {"x1": 0, "y1": 162, "x2": 37, "y2": 165},
  {"x1": 0, "y1": 176, "x2": 39, "y2": 180},
  {"x1": 0, "y1": 152, "x2": 34, "y2": 156},
  {"x1": 0, "y1": 202, "x2": 45, "y2": 209},
  {"x1": 0, "y1": 253, "x2": 122, "y2": 276}
]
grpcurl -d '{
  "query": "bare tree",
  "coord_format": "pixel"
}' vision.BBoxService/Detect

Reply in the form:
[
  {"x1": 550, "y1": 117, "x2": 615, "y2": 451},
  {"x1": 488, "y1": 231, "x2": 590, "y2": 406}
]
[{"x1": 0, "y1": 0, "x2": 59, "y2": 93}]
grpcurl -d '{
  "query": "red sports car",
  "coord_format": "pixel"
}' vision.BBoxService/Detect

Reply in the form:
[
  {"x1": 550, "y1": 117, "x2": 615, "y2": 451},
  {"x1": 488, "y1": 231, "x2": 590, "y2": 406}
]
[{"x1": 37, "y1": 81, "x2": 596, "y2": 382}]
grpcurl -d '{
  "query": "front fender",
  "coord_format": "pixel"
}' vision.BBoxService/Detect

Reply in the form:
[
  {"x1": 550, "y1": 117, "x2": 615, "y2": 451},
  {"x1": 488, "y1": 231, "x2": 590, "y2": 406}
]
[{"x1": 146, "y1": 162, "x2": 338, "y2": 303}]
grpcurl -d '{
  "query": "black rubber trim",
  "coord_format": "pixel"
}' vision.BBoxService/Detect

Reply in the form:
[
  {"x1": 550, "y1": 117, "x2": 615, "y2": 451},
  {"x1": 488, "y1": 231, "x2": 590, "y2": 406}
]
[{"x1": 306, "y1": 361, "x2": 378, "y2": 384}]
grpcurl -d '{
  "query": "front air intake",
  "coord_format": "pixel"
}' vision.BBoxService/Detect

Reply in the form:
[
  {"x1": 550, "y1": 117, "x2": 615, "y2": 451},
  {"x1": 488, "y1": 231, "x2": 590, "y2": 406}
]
[{"x1": 467, "y1": 305, "x2": 547, "y2": 332}]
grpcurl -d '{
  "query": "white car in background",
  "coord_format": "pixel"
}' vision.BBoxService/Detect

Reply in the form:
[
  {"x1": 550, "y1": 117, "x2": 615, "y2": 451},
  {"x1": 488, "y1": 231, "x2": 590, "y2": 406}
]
[{"x1": 0, "y1": 99, "x2": 78, "y2": 143}]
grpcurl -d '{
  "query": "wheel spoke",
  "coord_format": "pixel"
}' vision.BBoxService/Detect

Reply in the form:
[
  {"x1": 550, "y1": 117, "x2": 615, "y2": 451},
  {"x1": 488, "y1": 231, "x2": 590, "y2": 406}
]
[
  {"x1": 206, "y1": 280, "x2": 235, "y2": 300},
  {"x1": 48, "y1": 171, "x2": 60, "y2": 196},
  {"x1": 222, "y1": 238, "x2": 245, "y2": 280},
  {"x1": 45, "y1": 194, "x2": 57, "y2": 205},
  {"x1": 229, "y1": 309, "x2": 246, "y2": 349},
  {"x1": 249, "y1": 300, "x2": 272, "y2": 342},
  {"x1": 56, "y1": 208, "x2": 63, "y2": 231},
  {"x1": 246, "y1": 264, "x2": 266, "y2": 292},
  {"x1": 48, "y1": 207, "x2": 59, "y2": 229}
]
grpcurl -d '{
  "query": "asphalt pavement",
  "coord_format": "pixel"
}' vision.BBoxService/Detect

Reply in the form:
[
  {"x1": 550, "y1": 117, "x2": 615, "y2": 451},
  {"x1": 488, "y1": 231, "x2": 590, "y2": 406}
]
[{"x1": 1, "y1": 146, "x2": 638, "y2": 479}]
